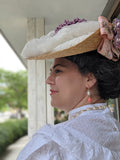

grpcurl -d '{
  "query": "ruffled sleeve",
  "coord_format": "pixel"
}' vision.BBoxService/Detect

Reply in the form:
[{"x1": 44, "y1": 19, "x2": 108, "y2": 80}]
[
  {"x1": 27, "y1": 141, "x2": 76, "y2": 160},
  {"x1": 17, "y1": 124, "x2": 76, "y2": 160},
  {"x1": 17, "y1": 123, "x2": 120, "y2": 160}
]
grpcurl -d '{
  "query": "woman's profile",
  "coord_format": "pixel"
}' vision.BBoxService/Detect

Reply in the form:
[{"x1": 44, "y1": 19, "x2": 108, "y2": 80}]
[{"x1": 17, "y1": 16, "x2": 120, "y2": 160}]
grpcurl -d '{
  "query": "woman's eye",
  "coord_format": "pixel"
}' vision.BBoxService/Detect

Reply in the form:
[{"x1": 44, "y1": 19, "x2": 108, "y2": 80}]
[{"x1": 55, "y1": 69, "x2": 61, "y2": 73}]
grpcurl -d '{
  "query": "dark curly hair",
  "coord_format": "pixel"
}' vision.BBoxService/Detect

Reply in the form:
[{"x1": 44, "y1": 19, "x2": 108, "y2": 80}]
[{"x1": 65, "y1": 50, "x2": 120, "y2": 100}]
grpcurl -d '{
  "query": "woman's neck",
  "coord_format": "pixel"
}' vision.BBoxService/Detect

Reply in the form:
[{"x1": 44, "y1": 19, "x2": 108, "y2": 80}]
[{"x1": 70, "y1": 95, "x2": 105, "y2": 112}]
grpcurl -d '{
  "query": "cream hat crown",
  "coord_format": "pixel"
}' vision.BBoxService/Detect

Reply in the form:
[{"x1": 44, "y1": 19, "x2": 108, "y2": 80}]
[{"x1": 21, "y1": 19, "x2": 101, "y2": 60}]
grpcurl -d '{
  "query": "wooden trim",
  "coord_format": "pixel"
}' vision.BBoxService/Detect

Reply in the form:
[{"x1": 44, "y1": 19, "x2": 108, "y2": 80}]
[
  {"x1": 27, "y1": 18, "x2": 54, "y2": 137},
  {"x1": 102, "y1": 0, "x2": 120, "y2": 21},
  {"x1": 108, "y1": 0, "x2": 120, "y2": 20},
  {"x1": 117, "y1": 98, "x2": 120, "y2": 122},
  {"x1": 102, "y1": 0, "x2": 120, "y2": 121}
]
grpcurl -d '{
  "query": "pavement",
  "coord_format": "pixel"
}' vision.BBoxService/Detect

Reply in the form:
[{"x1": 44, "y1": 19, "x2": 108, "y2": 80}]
[
  {"x1": 0, "y1": 112, "x2": 11, "y2": 123},
  {"x1": 0, "y1": 136, "x2": 29, "y2": 160}
]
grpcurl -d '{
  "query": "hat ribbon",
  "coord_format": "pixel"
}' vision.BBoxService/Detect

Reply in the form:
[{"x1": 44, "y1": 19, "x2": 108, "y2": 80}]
[{"x1": 97, "y1": 16, "x2": 120, "y2": 61}]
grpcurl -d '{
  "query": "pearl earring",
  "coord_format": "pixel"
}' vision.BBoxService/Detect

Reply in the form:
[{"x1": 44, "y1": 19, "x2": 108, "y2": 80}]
[{"x1": 87, "y1": 89, "x2": 92, "y2": 103}]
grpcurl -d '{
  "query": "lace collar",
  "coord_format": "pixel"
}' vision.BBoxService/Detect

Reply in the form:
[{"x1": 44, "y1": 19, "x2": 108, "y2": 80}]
[{"x1": 68, "y1": 103, "x2": 107, "y2": 120}]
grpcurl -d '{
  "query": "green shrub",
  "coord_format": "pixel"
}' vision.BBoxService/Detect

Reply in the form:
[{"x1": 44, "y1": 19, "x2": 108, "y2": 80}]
[
  {"x1": 0, "y1": 119, "x2": 27, "y2": 154},
  {"x1": 54, "y1": 108, "x2": 68, "y2": 124}
]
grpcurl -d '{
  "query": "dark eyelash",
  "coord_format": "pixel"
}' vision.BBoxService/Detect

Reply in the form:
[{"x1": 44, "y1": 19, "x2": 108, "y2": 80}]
[
  {"x1": 55, "y1": 69, "x2": 61, "y2": 73},
  {"x1": 49, "y1": 68, "x2": 62, "y2": 75}
]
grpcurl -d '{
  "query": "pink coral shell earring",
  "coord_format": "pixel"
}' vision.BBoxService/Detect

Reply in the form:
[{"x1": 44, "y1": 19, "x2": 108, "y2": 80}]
[{"x1": 87, "y1": 89, "x2": 92, "y2": 103}]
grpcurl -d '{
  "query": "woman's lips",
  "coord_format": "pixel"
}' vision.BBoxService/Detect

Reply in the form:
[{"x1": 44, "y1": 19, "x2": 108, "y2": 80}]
[{"x1": 50, "y1": 89, "x2": 58, "y2": 95}]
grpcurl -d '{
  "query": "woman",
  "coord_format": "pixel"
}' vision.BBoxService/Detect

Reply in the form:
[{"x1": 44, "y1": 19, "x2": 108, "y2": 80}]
[{"x1": 17, "y1": 17, "x2": 120, "y2": 159}]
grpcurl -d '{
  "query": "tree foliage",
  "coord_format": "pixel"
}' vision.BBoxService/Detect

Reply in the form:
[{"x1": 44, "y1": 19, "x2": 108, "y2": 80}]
[{"x1": 0, "y1": 69, "x2": 27, "y2": 111}]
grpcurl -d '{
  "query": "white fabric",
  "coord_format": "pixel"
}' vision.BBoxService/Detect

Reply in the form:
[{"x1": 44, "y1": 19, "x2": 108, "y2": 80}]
[
  {"x1": 17, "y1": 103, "x2": 120, "y2": 160},
  {"x1": 21, "y1": 21, "x2": 99, "y2": 58}
]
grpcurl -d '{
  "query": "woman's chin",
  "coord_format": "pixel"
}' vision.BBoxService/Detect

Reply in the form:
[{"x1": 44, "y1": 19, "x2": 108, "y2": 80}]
[
  {"x1": 51, "y1": 102, "x2": 70, "y2": 112},
  {"x1": 51, "y1": 101, "x2": 62, "y2": 109}
]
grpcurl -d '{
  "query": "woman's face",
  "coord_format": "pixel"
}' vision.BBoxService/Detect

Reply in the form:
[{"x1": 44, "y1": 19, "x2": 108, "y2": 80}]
[{"x1": 46, "y1": 58, "x2": 87, "y2": 112}]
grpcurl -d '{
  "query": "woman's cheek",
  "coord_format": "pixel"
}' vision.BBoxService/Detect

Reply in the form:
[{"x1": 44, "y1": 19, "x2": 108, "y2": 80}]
[{"x1": 55, "y1": 76, "x2": 64, "y2": 85}]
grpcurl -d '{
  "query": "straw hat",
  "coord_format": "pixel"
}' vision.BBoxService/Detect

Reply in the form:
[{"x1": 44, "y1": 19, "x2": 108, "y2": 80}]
[{"x1": 21, "y1": 19, "x2": 102, "y2": 60}]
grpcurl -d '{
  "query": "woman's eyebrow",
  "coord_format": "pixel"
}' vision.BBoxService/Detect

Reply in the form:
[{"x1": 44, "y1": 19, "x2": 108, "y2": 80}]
[
  {"x1": 53, "y1": 64, "x2": 66, "y2": 69},
  {"x1": 50, "y1": 64, "x2": 66, "y2": 71}
]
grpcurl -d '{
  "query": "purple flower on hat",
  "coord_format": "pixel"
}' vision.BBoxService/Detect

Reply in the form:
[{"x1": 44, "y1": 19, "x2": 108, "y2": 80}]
[
  {"x1": 55, "y1": 18, "x2": 87, "y2": 34},
  {"x1": 114, "y1": 35, "x2": 120, "y2": 48},
  {"x1": 112, "y1": 18, "x2": 120, "y2": 49}
]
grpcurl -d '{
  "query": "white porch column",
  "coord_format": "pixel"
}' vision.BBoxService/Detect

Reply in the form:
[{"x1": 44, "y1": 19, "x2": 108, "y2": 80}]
[{"x1": 27, "y1": 18, "x2": 54, "y2": 137}]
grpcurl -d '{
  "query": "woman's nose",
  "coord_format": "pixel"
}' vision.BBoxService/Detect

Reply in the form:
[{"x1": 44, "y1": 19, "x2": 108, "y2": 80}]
[{"x1": 46, "y1": 74, "x2": 55, "y2": 85}]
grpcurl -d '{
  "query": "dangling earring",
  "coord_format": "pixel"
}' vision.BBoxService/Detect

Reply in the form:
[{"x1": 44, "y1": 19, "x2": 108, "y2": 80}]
[{"x1": 87, "y1": 89, "x2": 92, "y2": 103}]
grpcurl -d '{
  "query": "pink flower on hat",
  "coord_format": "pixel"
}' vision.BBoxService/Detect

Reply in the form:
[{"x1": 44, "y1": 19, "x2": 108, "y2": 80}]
[{"x1": 97, "y1": 16, "x2": 120, "y2": 61}]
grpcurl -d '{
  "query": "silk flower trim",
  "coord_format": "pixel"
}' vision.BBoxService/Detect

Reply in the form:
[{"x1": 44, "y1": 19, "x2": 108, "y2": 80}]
[{"x1": 97, "y1": 16, "x2": 120, "y2": 61}]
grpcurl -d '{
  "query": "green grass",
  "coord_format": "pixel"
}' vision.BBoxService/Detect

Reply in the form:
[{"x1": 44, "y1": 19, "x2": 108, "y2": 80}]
[{"x1": 0, "y1": 118, "x2": 27, "y2": 154}]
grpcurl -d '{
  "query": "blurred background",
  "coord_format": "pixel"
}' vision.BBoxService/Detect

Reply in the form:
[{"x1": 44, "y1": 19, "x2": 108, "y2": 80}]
[{"x1": 0, "y1": 0, "x2": 120, "y2": 159}]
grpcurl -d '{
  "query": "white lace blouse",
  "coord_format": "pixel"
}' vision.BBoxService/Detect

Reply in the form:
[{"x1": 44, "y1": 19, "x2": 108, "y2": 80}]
[{"x1": 17, "y1": 103, "x2": 120, "y2": 160}]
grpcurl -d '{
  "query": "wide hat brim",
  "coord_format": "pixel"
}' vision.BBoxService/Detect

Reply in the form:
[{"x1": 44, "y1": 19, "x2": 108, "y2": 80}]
[{"x1": 28, "y1": 29, "x2": 101, "y2": 60}]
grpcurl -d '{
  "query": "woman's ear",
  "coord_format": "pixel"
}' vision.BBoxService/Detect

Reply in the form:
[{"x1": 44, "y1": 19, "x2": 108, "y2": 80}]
[{"x1": 85, "y1": 73, "x2": 97, "y2": 89}]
